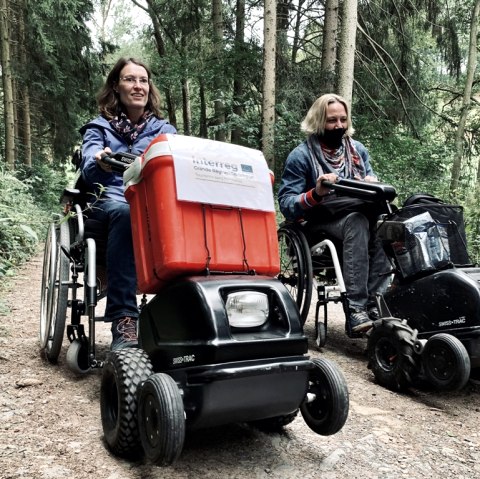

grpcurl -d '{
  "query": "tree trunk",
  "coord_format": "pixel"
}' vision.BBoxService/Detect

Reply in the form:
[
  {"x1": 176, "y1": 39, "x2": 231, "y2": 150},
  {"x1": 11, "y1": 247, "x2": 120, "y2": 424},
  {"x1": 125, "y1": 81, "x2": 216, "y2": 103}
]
[
  {"x1": 199, "y1": 80, "x2": 208, "y2": 138},
  {"x1": 0, "y1": 0, "x2": 15, "y2": 169},
  {"x1": 451, "y1": 0, "x2": 480, "y2": 195},
  {"x1": 291, "y1": 0, "x2": 306, "y2": 64},
  {"x1": 320, "y1": 0, "x2": 339, "y2": 93},
  {"x1": 231, "y1": 0, "x2": 245, "y2": 145},
  {"x1": 182, "y1": 77, "x2": 192, "y2": 136},
  {"x1": 262, "y1": 0, "x2": 276, "y2": 170},
  {"x1": 18, "y1": 0, "x2": 31, "y2": 167},
  {"x1": 212, "y1": 0, "x2": 226, "y2": 141},
  {"x1": 337, "y1": 0, "x2": 357, "y2": 105}
]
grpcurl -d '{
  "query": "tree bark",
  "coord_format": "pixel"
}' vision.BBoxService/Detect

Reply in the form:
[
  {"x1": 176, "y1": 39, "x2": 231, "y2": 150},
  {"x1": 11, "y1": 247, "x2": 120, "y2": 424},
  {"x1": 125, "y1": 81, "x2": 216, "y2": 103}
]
[
  {"x1": 231, "y1": 0, "x2": 245, "y2": 145},
  {"x1": 18, "y1": 0, "x2": 31, "y2": 167},
  {"x1": 320, "y1": 0, "x2": 339, "y2": 93},
  {"x1": 337, "y1": 0, "x2": 357, "y2": 105},
  {"x1": 262, "y1": 0, "x2": 277, "y2": 170},
  {"x1": 450, "y1": 0, "x2": 480, "y2": 195},
  {"x1": 0, "y1": 0, "x2": 15, "y2": 169},
  {"x1": 212, "y1": 0, "x2": 226, "y2": 141}
]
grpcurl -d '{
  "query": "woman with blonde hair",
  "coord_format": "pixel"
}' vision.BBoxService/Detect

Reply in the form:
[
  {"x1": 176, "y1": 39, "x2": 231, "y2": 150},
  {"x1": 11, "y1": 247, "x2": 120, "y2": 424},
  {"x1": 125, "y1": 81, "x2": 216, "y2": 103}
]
[{"x1": 278, "y1": 93, "x2": 389, "y2": 335}]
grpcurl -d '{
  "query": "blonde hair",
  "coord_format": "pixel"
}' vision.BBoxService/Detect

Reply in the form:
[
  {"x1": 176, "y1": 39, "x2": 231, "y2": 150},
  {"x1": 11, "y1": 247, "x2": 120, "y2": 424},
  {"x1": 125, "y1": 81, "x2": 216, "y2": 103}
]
[{"x1": 301, "y1": 93, "x2": 354, "y2": 136}]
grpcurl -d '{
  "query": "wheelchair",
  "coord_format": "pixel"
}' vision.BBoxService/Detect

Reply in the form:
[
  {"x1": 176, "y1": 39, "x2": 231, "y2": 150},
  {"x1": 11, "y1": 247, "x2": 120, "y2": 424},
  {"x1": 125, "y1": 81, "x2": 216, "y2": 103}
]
[
  {"x1": 277, "y1": 179, "x2": 397, "y2": 346},
  {"x1": 277, "y1": 179, "x2": 479, "y2": 392},
  {"x1": 39, "y1": 151, "x2": 139, "y2": 373}
]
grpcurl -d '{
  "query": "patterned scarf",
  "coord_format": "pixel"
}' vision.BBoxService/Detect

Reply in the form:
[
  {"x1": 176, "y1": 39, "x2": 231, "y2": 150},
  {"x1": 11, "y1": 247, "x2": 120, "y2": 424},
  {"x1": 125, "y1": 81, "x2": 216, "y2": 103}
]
[
  {"x1": 308, "y1": 134, "x2": 366, "y2": 179},
  {"x1": 110, "y1": 110, "x2": 153, "y2": 145}
]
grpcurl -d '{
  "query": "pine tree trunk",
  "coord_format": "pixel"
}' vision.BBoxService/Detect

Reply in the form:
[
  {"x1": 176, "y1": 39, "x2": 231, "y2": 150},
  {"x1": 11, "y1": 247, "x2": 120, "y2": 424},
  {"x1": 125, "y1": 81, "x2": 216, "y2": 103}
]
[
  {"x1": 212, "y1": 0, "x2": 226, "y2": 141},
  {"x1": 337, "y1": 0, "x2": 358, "y2": 105},
  {"x1": 262, "y1": 0, "x2": 276, "y2": 171},
  {"x1": 320, "y1": 0, "x2": 339, "y2": 93},
  {"x1": 231, "y1": 0, "x2": 245, "y2": 145},
  {"x1": 0, "y1": 0, "x2": 15, "y2": 169}
]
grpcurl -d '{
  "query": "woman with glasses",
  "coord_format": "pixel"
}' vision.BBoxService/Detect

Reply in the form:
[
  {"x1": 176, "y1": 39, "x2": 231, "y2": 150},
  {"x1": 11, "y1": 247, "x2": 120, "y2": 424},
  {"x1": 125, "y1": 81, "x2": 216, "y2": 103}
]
[{"x1": 79, "y1": 57, "x2": 177, "y2": 350}]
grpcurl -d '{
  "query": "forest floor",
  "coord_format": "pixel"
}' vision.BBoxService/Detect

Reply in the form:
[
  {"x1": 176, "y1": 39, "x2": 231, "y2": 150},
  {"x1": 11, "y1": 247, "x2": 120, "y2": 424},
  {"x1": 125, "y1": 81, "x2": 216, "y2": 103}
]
[{"x1": 1, "y1": 250, "x2": 480, "y2": 479}]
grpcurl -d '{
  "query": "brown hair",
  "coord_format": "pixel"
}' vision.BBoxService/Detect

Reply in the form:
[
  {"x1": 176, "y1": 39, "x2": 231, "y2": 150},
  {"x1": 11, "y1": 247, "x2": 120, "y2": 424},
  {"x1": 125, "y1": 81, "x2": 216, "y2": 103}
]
[
  {"x1": 300, "y1": 93, "x2": 354, "y2": 136},
  {"x1": 96, "y1": 57, "x2": 162, "y2": 120}
]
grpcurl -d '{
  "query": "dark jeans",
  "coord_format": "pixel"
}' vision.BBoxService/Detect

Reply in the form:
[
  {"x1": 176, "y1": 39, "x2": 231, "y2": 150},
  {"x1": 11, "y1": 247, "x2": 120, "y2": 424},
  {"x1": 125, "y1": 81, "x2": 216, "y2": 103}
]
[
  {"x1": 311, "y1": 212, "x2": 391, "y2": 310},
  {"x1": 88, "y1": 200, "x2": 138, "y2": 322}
]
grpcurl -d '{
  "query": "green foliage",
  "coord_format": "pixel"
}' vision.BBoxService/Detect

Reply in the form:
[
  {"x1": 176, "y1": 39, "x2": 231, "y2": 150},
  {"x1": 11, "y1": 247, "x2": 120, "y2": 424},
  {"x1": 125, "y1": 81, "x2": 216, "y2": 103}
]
[{"x1": 0, "y1": 163, "x2": 68, "y2": 278}]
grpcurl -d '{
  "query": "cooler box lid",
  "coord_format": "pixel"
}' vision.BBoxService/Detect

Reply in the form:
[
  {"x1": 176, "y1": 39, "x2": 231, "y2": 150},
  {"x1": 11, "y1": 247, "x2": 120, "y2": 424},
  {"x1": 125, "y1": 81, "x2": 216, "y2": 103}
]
[{"x1": 124, "y1": 134, "x2": 275, "y2": 212}]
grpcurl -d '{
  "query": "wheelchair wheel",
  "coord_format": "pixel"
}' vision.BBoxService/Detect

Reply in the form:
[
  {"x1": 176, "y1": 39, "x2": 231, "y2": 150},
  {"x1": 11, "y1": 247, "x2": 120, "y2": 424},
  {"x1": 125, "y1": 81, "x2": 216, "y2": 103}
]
[
  {"x1": 66, "y1": 338, "x2": 91, "y2": 374},
  {"x1": 100, "y1": 348, "x2": 154, "y2": 459},
  {"x1": 39, "y1": 221, "x2": 70, "y2": 362},
  {"x1": 138, "y1": 373, "x2": 186, "y2": 466},
  {"x1": 367, "y1": 318, "x2": 419, "y2": 391},
  {"x1": 277, "y1": 226, "x2": 313, "y2": 325},
  {"x1": 300, "y1": 358, "x2": 349, "y2": 436},
  {"x1": 422, "y1": 333, "x2": 471, "y2": 391}
]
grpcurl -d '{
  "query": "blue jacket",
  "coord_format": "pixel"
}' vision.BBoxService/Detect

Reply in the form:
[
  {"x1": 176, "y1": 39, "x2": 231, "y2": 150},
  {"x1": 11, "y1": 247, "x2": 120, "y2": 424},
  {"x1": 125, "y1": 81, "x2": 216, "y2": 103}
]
[
  {"x1": 278, "y1": 138, "x2": 375, "y2": 221},
  {"x1": 79, "y1": 115, "x2": 177, "y2": 203}
]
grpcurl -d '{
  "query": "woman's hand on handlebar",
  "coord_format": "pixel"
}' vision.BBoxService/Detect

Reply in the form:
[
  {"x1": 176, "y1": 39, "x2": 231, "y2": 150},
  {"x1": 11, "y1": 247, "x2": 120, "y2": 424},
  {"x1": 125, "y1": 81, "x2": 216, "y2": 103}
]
[
  {"x1": 96, "y1": 147, "x2": 113, "y2": 173},
  {"x1": 315, "y1": 173, "x2": 338, "y2": 196},
  {"x1": 363, "y1": 175, "x2": 378, "y2": 183}
]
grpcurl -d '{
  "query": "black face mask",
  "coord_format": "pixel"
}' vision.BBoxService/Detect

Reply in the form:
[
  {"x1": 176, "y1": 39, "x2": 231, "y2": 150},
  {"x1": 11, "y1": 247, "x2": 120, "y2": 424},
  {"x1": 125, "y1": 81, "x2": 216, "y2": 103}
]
[{"x1": 318, "y1": 128, "x2": 346, "y2": 149}]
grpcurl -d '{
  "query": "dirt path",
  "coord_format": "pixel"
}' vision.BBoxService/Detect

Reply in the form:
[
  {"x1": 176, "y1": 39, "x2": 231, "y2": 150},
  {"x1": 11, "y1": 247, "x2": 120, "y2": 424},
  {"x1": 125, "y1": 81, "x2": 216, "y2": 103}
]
[{"x1": 1, "y1": 252, "x2": 480, "y2": 479}]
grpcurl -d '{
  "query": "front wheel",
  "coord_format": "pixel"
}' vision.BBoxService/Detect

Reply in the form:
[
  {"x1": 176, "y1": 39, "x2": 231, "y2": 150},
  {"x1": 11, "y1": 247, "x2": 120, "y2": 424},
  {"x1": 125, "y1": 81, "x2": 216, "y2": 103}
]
[
  {"x1": 100, "y1": 348, "x2": 154, "y2": 459},
  {"x1": 137, "y1": 373, "x2": 186, "y2": 466},
  {"x1": 300, "y1": 358, "x2": 349, "y2": 436},
  {"x1": 367, "y1": 318, "x2": 419, "y2": 391},
  {"x1": 422, "y1": 333, "x2": 471, "y2": 391}
]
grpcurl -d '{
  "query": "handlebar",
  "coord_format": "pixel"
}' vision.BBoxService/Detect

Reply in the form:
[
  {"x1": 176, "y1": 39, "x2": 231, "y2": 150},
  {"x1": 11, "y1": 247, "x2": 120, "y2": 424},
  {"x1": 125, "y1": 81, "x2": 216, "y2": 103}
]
[
  {"x1": 322, "y1": 178, "x2": 397, "y2": 203},
  {"x1": 100, "y1": 151, "x2": 138, "y2": 173}
]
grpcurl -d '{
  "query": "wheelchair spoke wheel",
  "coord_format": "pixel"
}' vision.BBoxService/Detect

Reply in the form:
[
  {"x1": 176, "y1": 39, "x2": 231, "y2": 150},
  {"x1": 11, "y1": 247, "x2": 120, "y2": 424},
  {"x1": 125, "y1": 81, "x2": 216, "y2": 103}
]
[
  {"x1": 277, "y1": 226, "x2": 312, "y2": 325},
  {"x1": 40, "y1": 224, "x2": 56, "y2": 350},
  {"x1": 138, "y1": 373, "x2": 186, "y2": 466},
  {"x1": 100, "y1": 348, "x2": 154, "y2": 459},
  {"x1": 40, "y1": 221, "x2": 70, "y2": 362}
]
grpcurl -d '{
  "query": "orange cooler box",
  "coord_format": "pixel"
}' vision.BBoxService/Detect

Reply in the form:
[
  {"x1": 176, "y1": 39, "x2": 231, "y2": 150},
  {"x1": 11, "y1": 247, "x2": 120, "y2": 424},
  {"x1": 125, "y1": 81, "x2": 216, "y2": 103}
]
[{"x1": 124, "y1": 134, "x2": 280, "y2": 293}]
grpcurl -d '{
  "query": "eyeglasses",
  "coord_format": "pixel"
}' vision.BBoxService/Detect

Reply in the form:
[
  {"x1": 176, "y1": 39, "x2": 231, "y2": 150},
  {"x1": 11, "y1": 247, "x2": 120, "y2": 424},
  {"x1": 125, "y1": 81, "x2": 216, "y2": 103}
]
[{"x1": 119, "y1": 76, "x2": 150, "y2": 85}]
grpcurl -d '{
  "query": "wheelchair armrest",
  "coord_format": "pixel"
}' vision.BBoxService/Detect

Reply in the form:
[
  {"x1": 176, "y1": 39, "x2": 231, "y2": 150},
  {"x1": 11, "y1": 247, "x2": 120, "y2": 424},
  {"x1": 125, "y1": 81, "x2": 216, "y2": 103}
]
[{"x1": 60, "y1": 188, "x2": 81, "y2": 205}]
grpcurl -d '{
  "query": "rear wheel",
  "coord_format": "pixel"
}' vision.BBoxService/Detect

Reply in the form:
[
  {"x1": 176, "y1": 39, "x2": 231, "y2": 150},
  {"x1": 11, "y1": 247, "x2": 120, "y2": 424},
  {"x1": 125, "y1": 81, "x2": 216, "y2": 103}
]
[
  {"x1": 100, "y1": 348, "x2": 154, "y2": 459},
  {"x1": 300, "y1": 358, "x2": 349, "y2": 436},
  {"x1": 422, "y1": 333, "x2": 470, "y2": 391},
  {"x1": 277, "y1": 226, "x2": 312, "y2": 324},
  {"x1": 138, "y1": 373, "x2": 186, "y2": 466},
  {"x1": 39, "y1": 221, "x2": 70, "y2": 362},
  {"x1": 367, "y1": 318, "x2": 419, "y2": 391}
]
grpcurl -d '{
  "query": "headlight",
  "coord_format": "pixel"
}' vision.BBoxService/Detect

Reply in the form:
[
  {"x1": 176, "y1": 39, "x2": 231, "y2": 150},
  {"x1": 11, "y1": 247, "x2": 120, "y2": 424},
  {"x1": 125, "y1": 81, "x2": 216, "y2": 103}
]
[{"x1": 225, "y1": 291, "x2": 269, "y2": 328}]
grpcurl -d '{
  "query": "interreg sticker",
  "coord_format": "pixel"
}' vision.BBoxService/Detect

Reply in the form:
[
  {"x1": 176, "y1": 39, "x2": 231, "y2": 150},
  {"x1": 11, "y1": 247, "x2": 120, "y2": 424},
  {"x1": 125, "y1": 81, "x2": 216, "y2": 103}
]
[{"x1": 169, "y1": 135, "x2": 275, "y2": 212}]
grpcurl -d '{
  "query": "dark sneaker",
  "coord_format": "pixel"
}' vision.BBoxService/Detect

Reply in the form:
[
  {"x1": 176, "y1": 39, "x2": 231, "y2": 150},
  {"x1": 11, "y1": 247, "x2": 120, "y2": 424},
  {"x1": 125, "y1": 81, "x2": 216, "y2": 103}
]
[
  {"x1": 367, "y1": 306, "x2": 380, "y2": 321},
  {"x1": 348, "y1": 308, "x2": 373, "y2": 333},
  {"x1": 111, "y1": 316, "x2": 138, "y2": 351}
]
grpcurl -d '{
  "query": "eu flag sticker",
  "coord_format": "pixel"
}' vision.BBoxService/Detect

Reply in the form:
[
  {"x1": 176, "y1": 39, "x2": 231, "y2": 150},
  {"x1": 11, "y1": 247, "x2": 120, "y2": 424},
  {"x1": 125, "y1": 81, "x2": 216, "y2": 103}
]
[{"x1": 241, "y1": 164, "x2": 253, "y2": 173}]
